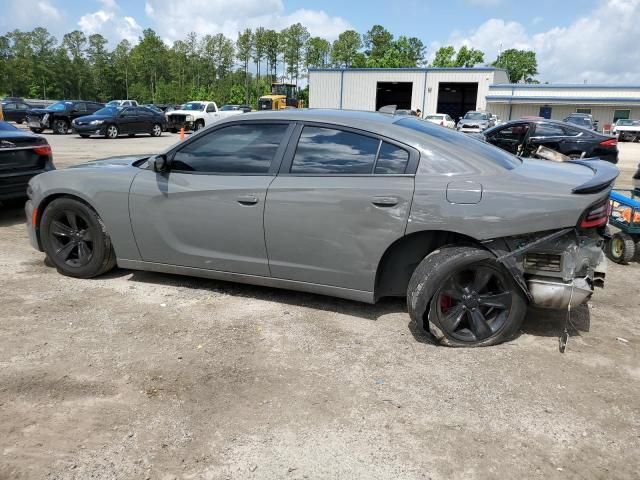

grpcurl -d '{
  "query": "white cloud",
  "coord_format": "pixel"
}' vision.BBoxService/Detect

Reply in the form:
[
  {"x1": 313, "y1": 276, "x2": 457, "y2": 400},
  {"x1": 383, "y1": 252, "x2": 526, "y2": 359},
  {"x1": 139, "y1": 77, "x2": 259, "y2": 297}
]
[
  {"x1": 0, "y1": 0, "x2": 64, "y2": 33},
  {"x1": 78, "y1": 0, "x2": 142, "y2": 44},
  {"x1": 437, "y1": 0, "x2": 640, "y2": 83},
  {"x1": 144, "y1": 0, "x2": 352, "y2": 44}
]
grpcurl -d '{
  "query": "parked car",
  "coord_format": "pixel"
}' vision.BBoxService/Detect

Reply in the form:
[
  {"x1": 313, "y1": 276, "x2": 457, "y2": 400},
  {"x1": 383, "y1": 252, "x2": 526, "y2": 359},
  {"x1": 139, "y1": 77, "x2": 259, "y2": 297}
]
[
  {"x1": 564, "y1": 113, "x2": 596, "y2": 131},
  {"x1": 24, "y1": 110, "x2": 616, "y2": 347},
  {"x1": 0, "y1": 121, "x2": 54, "y2": 203},
  {"x1": 71, "y1": 106, "x2": 166, "y2": 139},
  {"x1": 482, "y1": 118, "x2": 619, "y2": 163},
  {"x1": 26, "y1": 100, "x2": 104, "y2": 134},
  {"x1": 457, "y1": 111, "x2": 494, "y2": 133},
  {"x1": 490, "y1": 114, "x2": 502, "y2": 126},
  {"x1": 2, "y1": 96, "x2": 25, "y2": 103},
  {"x1": 106, "y1": 99, "x2": 139, "y2": 107},
  {"x1": 0, "y1": 100, "x2": 32, "y2": 123},
  {"x1": 424, "y1": 113, "x2": 455, "y2": 129},
  {"x1": 219, "y1": 104, "x2": 252, "y2": 113},
  {"x1": 165, "y1": 101, "x2": 219, "y2": 132},
  {"x1": 612, "y1": 119, "x2": 640, "y2": 142}
]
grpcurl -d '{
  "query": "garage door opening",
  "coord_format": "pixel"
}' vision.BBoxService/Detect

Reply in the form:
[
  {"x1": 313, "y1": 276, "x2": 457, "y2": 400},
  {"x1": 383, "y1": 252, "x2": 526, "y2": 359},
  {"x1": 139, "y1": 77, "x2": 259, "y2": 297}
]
[
  {"x1": 436, "y1": 82, "x2": 478, "y2": 121},
  {"x1": 376, "y1": 82, "x2": 413, "y2": 111}
]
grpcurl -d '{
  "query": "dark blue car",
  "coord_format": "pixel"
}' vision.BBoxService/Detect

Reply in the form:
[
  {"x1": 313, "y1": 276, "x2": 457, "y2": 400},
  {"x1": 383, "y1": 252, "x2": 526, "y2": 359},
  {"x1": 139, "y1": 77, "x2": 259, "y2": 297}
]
[{"x1": 72, "y1": 106, "x2": 167, "y2": 139}]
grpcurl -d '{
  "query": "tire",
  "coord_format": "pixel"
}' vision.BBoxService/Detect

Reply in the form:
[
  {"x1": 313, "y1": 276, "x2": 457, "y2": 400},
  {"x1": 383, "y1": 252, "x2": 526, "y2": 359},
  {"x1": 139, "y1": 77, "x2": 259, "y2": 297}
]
[
  {"x1": 407, "y1": 246, "x2": 527, "y2": 347},
  {"x1": 16, "y1": 119, "x2": 23, "y2": 124},
  {"x1": 105, "y1": 124, "x2": 119, "y2": 139},
  {"x1": 30, "y1": 128, "x2": 44, "y2": 134},
  {"x1": 40, "y1": 198, "x2": 116, "y2": 278},
  {"x1": 194, "y1": 120, "x2": 204, "y2": 131},
  {"x1": 606, "y1": 232, "x2": 636, "y2": 264},
  {"x1": 151, "y1": 123, "x2": 162, "y2": 137},
  {"x1": 79, "y1": 134, "x2": 90, "y2": 138},
  {"x1": 53, "y1": 119, "x2": 69, "y2": 135}
]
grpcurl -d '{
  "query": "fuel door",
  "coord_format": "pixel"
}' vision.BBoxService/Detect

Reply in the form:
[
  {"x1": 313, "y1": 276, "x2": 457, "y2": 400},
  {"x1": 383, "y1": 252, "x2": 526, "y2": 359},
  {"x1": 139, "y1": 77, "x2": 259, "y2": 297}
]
[{"x1": 446, "y1": 181, "x2": 483, "y2": 204}]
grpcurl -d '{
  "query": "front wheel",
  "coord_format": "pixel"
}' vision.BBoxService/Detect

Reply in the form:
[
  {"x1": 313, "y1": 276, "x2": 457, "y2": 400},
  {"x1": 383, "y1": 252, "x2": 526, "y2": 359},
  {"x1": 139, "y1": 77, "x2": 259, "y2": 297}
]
[
  {"x1": 105, "y1": 124, "x2": 119, "y2": 139},
  {"x1": 40, "y1": 198, "x2": 116, "y2": 278},
  {"x1": 53, "y1": 119, "x2": 69, "y2": 135},
  {"x1": 151, "y1": 123, "x2": 162, "y2": 137},
  {"x1": 194, "y1": 120, "x2": 204, "y2": 131},
  {"x1": 407, "y1": 246, "x2": 526, "y2": 347}
]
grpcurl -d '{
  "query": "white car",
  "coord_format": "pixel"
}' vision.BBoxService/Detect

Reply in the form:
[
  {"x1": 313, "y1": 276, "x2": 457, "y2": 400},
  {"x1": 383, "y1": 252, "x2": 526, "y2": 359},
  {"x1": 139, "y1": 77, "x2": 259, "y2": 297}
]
[
  {"x1": 165, "y1": 101, "x2": 222, "y2": 132},
  {"x1": 612, "y1": 119, "x2": 640, "y2": 141},
  {"x1": 424, "y1": 113, "x2": 455, "y2": 129},
  {"x1": 106, "y1": 99, "x2": 138, "y2": 107}
]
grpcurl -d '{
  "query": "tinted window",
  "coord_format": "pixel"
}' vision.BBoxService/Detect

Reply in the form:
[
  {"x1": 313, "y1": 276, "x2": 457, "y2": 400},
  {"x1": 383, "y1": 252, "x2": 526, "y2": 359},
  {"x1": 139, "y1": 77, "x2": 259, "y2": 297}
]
[
  {"x1": 396, "y1": 117, "x2": 521, "y2": 170},
  {"x1": 491, "y1": 123, "x2": 529, "y2": 140},
  {"x1": 75, "y1": 103, "x2": 87, "y2": 112},
  {"x1": 137, "y1": 107, "x2": 153, "y2": 116},
  {"x1": 375, "y1": 142, "x2": 409, "y2": 174},
  {"x1": 291, "y1": 127, "x2": 379, "y2": 174},
  {"x1": 172, "y1": 123, "x2": 288, "y2": 174},
  {"x1": 3, "y1": 103, "x2": 16, "y2": 110},
  {"x1": 562, "y1": 126, "x2": 584, "y2": 137},
  {"x1": 533, "y1": 123, "x2": 566, "y2": 137},
  {"x1": 206, "y1": 104, "x2": 216, "y2": 112}
]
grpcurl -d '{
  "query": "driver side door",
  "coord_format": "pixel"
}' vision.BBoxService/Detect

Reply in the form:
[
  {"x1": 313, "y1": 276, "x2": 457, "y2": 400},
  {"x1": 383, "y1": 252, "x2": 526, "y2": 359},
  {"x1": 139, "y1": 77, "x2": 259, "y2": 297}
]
[
  {"x1": 129, "y1": 121, "x2": 293, "y2": 275},
  {"x1": 485, "y1": 122, "x2": 530, "y2": 155}
]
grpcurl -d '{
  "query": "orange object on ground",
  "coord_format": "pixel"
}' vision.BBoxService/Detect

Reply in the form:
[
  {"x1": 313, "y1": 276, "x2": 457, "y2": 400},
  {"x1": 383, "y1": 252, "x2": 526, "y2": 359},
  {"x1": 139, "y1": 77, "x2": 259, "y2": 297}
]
[{"x1": 180, "y1": 127, "x2": 185, "y2": 140}]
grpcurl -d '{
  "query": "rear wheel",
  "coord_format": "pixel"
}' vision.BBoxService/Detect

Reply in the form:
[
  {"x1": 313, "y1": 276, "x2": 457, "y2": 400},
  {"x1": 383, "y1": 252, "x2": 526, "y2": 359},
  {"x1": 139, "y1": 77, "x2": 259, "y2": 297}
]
[
  {"x1": 606, "y1": 232, "x2": 636, "y2": 264},
  {"x1": 151, "y1": 123, "x2": 162, "y2": 137},
  {"x1": 105, "y1": 124, "x2": 119, "y2": 139},
  {"x1": 53, "y1": 119, "x2": 69, "y2": 135},
  {"x1": 407, "y1": 246, "x2": 526, "y2": 347},
  {"x1": 40, "y1": 198, "x2": 116, "y2": 278}
]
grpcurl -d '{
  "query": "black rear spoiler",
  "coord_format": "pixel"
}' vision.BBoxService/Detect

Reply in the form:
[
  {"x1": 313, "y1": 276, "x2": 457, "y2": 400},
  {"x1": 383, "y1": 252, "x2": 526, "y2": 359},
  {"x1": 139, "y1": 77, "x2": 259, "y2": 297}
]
[{"x1": 568, "y1": 159, "x2": 619, "y2": 194}]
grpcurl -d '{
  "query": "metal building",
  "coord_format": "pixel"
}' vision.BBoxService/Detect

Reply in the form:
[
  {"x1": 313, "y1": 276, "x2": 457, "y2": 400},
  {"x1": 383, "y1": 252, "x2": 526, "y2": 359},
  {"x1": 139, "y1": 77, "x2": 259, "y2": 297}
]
[
  {"x1": 486, "y1": 84, "x2": 640, "y2": 130},
  {"x1": 308, "y1": 67, "x2": 509, "y2": 120}
]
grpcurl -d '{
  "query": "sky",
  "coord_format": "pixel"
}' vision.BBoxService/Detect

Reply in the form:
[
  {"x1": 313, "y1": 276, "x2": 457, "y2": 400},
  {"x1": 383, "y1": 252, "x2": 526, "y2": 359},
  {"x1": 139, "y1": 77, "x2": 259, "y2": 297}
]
[{"x1": 1, "y1": 0, "x2": 639, "y2": 83}]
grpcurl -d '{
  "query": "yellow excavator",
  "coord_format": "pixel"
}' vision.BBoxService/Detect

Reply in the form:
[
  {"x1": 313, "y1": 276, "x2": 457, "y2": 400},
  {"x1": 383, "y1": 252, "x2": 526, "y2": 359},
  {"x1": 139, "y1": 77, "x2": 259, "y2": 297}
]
[{"x1": 258, "y1": 83, "x2": 304, "y2": 110}]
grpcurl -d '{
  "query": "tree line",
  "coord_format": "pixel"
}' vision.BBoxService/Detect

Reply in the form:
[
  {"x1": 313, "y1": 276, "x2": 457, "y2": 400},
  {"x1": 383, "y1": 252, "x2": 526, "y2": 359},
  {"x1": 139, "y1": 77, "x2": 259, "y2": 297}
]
[{"x1": 0, "y1": 24, "x2": 537, "y2": 106}]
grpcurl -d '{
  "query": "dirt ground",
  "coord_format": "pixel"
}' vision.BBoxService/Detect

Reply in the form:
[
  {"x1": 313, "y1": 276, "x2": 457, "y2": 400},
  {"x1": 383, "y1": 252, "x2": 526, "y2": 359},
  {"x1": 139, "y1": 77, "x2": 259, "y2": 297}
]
[{"x1": 1, "y1": 128, "x2": 639, "y2": 480}]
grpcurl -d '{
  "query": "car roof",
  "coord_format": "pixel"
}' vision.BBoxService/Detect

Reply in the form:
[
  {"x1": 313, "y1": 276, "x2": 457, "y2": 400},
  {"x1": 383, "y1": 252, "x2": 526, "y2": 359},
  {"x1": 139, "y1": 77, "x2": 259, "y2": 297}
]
[{"x1": 489, "y1": 118, "x2": 601, "y2": 135}]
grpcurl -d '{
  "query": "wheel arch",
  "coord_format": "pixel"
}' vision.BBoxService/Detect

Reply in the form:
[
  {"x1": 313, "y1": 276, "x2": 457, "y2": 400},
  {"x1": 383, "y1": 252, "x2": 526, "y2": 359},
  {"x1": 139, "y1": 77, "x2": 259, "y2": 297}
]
[{"x1": 374, "y1": 229, "x2": 484, "y2": 302}]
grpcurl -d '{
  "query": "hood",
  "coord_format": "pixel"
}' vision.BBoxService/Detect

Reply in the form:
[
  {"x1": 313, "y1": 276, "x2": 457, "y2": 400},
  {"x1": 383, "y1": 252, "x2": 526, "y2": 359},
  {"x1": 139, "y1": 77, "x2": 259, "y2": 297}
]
[
  {"x1": 27, "y1": 108, "x2": 51, "y2": 115},
  {"x1": 67, "y1": 155, "x2": 150, "y2": 169},
  {"x1": 167, "y1": 109, "x2": 203, "y2": 115},
  {"x1": 73, "y1": 114, "x2": 112, "y2": 124},
  {"x1": 460, "y1": 119, "x2": 488, "y2": 126}
]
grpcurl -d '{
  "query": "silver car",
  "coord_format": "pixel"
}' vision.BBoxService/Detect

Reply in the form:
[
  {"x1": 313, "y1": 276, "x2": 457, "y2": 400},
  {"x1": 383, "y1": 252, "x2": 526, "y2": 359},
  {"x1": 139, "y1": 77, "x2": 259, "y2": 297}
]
[{"x1": 25, "y1": 110, "x2": 618, "y2": 347}]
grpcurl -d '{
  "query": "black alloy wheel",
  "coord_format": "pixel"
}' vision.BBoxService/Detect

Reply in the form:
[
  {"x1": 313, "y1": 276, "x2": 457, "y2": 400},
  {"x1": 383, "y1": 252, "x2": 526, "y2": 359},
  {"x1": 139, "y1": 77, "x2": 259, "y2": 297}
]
[
  {"x1": 433, "y1": 263, "x2": 513, "y2": 343},
  {"x1": 54, "y1": 119, "x2": 69, "y2": 134},
  {"x1": 151, "y1": 123, "x2": 162, "y2": 137},
  {"x1": 47, "y1": 209, "x2": 94, "y2": 268}
]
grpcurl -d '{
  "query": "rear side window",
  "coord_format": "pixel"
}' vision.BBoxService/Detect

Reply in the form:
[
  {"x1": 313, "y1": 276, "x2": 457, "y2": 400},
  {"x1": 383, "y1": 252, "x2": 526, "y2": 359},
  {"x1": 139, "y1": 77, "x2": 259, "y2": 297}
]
[
  {"x1": 291, "y1": 127, "x2": 379, "y2": 174},
  {"x1": 532, "y1": 123, "x2": 566, "y2": 137},
  {"x1": 375, "y1": 142, "x2": 409, "y2": 174},
  {"x1": 172, "y1": 123, "x2": 288, "y2": 174}
]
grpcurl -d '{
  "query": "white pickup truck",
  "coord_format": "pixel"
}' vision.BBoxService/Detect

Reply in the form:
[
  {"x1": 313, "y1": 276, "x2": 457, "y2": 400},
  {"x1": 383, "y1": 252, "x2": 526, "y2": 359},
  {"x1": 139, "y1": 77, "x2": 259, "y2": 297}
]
[
  {"x1": 165, "y1": 101, "x2": 246, "y2": 132},
  {"x1": 612, "y1": 119, "x2": 640, "y2": 142}
]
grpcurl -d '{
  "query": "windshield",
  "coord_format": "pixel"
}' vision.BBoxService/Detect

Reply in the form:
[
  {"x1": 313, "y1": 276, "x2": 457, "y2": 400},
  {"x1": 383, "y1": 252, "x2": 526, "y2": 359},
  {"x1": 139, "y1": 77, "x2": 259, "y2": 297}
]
[
  {"x1": 220, "y1": 105, "x2": 238, "y2": 111},
  {"x1": 47, "y1": 102, "x2": 69, "y2": 111},
  {"x1": 106, "y1": 101, "x2": 122, "y2": 106},
  {"x1": 617, "y1": 119, "x2": 639, "y2": 125},
  {"x1": 0, "y1": 121, "x2": 18, "y2": 131},
  {"x1": 180, "y1": 102, "x2": 205, "y2": 111},
  {"x1": 396, "y1": 117, "x2": 522, "y2": 170},
  {"x1": 94, "y1": 106, "x2": 120, "y2": 116},
  {"x1": 463, "y1": 112, "x2": 489, "y2": 120}
]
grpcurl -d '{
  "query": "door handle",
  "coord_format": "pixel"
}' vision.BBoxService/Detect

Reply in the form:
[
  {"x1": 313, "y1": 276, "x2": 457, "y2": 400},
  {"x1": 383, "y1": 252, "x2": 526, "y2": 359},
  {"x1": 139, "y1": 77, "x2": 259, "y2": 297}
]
[
  {"x1": 371, "y1": 196, "x2": 399, "y2": 207},
  {"x1": 237, "y1": 194, "x2": 259, "y2": 205}
]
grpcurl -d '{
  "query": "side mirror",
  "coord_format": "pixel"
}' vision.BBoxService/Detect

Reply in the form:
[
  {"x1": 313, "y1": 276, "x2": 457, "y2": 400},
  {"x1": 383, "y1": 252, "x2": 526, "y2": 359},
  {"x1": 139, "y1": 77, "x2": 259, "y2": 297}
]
[{"x1": 152, "y1": 155, "x2": 168, "y2": 172}]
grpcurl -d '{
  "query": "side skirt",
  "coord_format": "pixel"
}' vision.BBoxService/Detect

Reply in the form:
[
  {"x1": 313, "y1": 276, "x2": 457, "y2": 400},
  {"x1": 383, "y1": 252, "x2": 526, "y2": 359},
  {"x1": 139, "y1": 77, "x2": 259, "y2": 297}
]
[{"x1": 117, "y1": 259, "x2": 375, "y2": 304}]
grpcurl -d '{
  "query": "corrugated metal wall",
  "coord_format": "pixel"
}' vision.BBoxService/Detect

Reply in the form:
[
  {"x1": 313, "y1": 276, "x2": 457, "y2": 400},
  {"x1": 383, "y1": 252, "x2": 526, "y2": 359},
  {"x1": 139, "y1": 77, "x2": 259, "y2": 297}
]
[
  {"x1": 309, "y1": 69, "x2": 505, "y2": 114},
  {"x1": 487, "y1": 103, "x2": 640, "y2": 129}
]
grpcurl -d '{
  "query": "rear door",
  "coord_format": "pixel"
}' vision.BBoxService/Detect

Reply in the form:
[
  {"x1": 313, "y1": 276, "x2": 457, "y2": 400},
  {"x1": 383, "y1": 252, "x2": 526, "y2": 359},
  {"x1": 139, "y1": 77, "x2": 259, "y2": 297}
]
[
  {"x1": 527, "y1": 122, "x2": 570, "y2": 155},
  {"x1": 129, "y1": 121, "x2": 293, "y2": 275},
  {"x1": 118, "y1": 107, "x2": 139, "y2": 133},
  {"x1": 485, "y1": 122, "x2": 530, "y2": 154},
  {"x1": 264, "y1": 123, "x2": 416, "y2": 292}
]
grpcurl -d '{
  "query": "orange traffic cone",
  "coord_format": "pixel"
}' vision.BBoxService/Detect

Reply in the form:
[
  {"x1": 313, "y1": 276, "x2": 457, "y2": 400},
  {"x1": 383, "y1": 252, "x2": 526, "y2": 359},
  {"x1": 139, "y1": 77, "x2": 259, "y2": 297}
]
[{"x1": 180, "y1": 127, "x2": 185, "y2": 140}]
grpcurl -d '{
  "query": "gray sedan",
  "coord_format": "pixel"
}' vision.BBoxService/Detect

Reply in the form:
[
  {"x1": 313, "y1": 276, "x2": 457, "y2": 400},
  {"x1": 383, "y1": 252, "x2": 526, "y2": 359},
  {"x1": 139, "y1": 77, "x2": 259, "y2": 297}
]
[{"x1": 24, "y1": 109, "x2": 617, "y2": 347}]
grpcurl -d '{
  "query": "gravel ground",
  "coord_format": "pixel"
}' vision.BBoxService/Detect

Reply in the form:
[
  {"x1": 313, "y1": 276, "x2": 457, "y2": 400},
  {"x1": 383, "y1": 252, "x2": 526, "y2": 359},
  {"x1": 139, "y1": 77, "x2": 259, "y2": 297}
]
[{"x1": 1, "y1": 128, "x2": 639, "y2": 480}]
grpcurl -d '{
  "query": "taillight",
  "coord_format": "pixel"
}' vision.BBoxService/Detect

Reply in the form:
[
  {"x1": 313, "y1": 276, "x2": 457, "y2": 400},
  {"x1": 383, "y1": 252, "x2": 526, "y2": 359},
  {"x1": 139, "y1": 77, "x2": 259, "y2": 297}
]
[
  {"x1": 33, "y1": 145, "x2": 52, "y2": 156},
  {"x1": 599, "y1": 138, "x2": 617, "y2": 148},
  {"x1": 579, "y1": 199, "x2": 609, "y2": 229}
]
